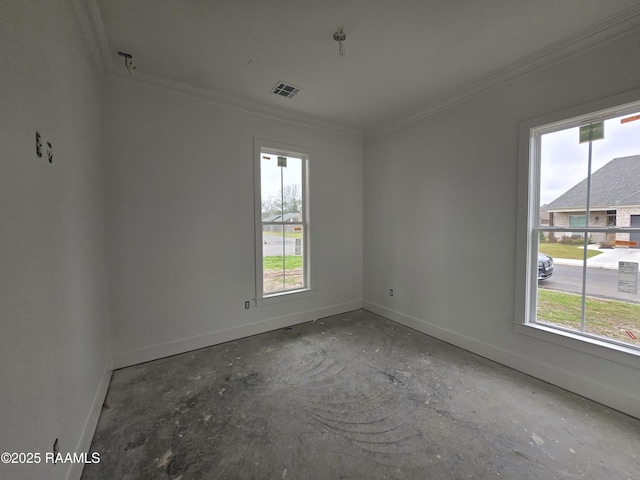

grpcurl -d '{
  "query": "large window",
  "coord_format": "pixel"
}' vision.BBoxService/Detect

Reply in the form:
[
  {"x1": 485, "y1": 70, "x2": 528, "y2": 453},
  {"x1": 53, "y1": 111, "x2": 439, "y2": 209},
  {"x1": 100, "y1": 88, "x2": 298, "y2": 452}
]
[
  {"x1": 521, "y1": 96, "x2": 640, "y2": 352},
  {"x1": 254, "y1": 140, "x2": 309, "y2": 299}
]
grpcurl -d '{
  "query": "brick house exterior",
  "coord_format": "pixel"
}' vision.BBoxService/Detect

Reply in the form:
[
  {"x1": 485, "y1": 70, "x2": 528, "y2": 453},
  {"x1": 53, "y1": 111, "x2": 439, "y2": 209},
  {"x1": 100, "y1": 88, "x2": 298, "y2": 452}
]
[{"x1": 546, "y1": 155, "x2": 640, "y2": 247}]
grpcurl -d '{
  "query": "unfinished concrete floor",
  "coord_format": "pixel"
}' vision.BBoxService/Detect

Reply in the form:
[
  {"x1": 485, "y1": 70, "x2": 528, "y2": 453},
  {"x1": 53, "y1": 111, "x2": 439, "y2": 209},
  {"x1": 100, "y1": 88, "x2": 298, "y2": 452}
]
[{"x1": 82, "y1": 309, "x2": 640, "y2": 479}]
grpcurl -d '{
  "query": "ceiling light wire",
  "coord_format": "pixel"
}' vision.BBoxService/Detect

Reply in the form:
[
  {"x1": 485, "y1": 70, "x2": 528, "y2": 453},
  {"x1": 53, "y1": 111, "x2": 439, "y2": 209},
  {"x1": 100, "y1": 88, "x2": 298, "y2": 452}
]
[{"x1": 333, "y1": 28, "x2": 346, "y2": 56}]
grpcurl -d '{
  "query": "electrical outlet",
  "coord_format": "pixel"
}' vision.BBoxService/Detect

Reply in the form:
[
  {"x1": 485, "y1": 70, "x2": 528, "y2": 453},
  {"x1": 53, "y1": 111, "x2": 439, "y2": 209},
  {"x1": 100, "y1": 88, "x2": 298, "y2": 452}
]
[
  {"x1": 389, "y1": 289, "x2": 394, "y2": 296},
  {"x1": 244, "y1": 300, "x2": 250, "y2": 309},
  {"x1": 53, "y1": 438, "x2": 59, "y2": 463}
]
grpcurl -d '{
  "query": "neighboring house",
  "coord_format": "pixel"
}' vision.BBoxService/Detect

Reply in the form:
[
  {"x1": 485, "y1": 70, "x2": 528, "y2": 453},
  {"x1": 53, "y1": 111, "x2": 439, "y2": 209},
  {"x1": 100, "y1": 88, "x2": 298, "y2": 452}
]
[
  {"x1": 546, "y1": 155, "x2": 640, "y2": 247},
  {"x1": 540, "y1": 204, "x2": 550, "y2": 226},
  {"x1": 262, "y1": 212, "x2": 303, "y2": 234},
  {"x1": 262, "y1": 213, "x2": 302, "y2": 223}
]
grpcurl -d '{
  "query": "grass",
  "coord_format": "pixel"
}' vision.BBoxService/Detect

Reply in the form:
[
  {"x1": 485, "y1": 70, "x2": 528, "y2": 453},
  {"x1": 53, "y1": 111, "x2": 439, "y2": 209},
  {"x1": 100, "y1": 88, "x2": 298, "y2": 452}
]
[
  {"x1": 262, "y1": 258, "x2": 304, "y2": 293},
  {"x1": 263, "y1": 231, "x2": 303, "y2": 239},
  {"x1": 537, "y1": 288, "x2": 640, "y2": 344},
  {"x1": 538, "y1": 243, "x2": 602, "y2": 260},
  {"x1": 263, "y1": 255, "x2": 303, "y2": 270}
]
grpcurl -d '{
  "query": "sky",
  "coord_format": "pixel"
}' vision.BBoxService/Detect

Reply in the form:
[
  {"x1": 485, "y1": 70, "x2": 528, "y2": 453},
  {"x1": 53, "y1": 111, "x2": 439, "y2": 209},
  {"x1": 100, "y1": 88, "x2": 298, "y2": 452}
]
[
  {"x1": 540, "y1": 109, "x2": 640, "y2": 205},
  {"x1": 260, "y1": 113, "x2": 639, "y2": 208},
  {"x1": 260, "y1": 154, "x2": 303, "y2": 202}
]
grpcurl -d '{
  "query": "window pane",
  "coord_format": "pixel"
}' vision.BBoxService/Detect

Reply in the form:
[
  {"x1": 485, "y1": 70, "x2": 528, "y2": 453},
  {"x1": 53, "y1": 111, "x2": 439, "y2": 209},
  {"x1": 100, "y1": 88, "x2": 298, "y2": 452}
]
[
  {"x1": 261, "y1": 154, "x2": 303, "y2": 220},
  {"x1": 540, "y1": 128, "x2": 590, "y2": 218},
  {"x1": 263, "y1": 224, "x2": 285, "y2": 294},
  {"x1": 541, "y1": 113, "x2": 640, "y2": 227},
  {"x1": 258, "y1": 147, "x2": 307, "y2": 298},
  {"x1": 284, "y1": 227, "x2": 304, "y2": 290},
  {"x1": 537, "y1": 274, "x2": 584, "y2": 330},
  {"x1": 584, "y1": 263, "x2": 640, "y2": 347},
  {"x1": 261, "y1": 154, "x2": 283, "y2": 218},
  {"x1": 534, "y1": 106, "x2": 640, "y2": 349},
  {"x1": 281, "y1": 156, "x2": 303, "y2": 218},
  {"x1": 262, "y1": 224, "x2": 304, "y2": 294}
]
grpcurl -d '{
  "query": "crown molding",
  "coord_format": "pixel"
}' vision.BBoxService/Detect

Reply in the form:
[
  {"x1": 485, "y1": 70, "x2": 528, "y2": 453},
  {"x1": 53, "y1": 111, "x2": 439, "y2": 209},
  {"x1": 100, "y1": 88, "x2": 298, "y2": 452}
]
[
  {"x1": 367, "y1": 5, "x2": 640, "y2": 138},
  {"x1": 75, "y1": 0, "x2": 640, "y2": 140},
  {"x1": 76, "y1": 0, "x2": 361, "y2": 138},
  {"x1": 107, "y1": 70, "x2": 363, "y2": 138}
]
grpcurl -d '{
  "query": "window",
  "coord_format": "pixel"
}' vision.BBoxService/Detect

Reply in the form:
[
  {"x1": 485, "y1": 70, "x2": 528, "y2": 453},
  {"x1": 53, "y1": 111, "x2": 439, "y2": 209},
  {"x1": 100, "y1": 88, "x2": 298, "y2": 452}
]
[
  {"x1": 254, "y1": 140, "x2": 309, "y2": 300},
  {"x1": 519, "y1": 95, "x2": 640, "y2": 353},
  {"x1": 568, "y1": 215, "x2": 586, "y2": 238}
]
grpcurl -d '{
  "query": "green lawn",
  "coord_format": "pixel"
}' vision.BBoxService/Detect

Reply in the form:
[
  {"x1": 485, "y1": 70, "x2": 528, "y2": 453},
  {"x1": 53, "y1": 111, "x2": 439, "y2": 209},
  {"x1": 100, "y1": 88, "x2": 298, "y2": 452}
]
[
  {"x1": 263, "y1": 231, "x2": 303, "y2": 239},
  {"x1": 537, "y1": 288, "x2": 640, "y2": 344},
  {"x1": 538, "y1": 243, "x2": 602, "y2": 260},
  {"x1": 263, "y1": 255, "x2": 303, "y2": 270}
]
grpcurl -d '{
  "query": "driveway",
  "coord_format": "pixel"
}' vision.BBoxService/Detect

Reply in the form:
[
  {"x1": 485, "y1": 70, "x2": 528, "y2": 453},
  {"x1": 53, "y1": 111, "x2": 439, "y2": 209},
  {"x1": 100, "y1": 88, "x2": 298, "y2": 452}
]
[{"x1": 553, "y1": 245, "x2": 640, "y2": 270}]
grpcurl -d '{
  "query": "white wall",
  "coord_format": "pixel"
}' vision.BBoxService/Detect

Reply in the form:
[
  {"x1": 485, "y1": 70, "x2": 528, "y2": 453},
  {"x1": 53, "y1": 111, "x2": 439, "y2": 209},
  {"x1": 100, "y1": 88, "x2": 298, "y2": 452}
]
[
  {"x1": 363, "y1": 29, "x2": 640, "y2": 418},
  {"x1": 0, "y1": 2, "x2": 112, "y2": 479},
  {"x1": 2, "y1": 5, "x2": 637, "y2": 480},
  {"x1": 103, "y1": 78, "x2": 363, "y2": 367}
]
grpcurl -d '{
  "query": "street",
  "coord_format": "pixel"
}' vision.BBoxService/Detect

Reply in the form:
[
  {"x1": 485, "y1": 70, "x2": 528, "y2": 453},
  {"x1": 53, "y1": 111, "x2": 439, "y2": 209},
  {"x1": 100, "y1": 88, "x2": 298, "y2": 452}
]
[
  {"x1": 541, "y1": 264, "x2": 640, "y2": 304},
  {"x1": 263, "y1": 233, "x2": 301, "y2": 257}
]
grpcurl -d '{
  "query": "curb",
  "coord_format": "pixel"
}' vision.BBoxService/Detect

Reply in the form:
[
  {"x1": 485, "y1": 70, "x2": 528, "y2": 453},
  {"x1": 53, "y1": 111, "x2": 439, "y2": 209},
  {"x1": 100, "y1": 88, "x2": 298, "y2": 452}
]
[{"x1": 552, "y1": 258, "x2": 619, "y2": 270}]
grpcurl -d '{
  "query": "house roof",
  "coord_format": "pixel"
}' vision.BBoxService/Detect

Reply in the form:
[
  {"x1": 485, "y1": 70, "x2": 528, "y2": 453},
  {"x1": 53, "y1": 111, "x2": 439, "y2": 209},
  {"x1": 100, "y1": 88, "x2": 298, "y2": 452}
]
[
  {"x1": 262, "y1": 213, "x2": 300, "y2": 223},
  {"x1": 546, "y1": 155, "x2": 640, "y2": 211}
]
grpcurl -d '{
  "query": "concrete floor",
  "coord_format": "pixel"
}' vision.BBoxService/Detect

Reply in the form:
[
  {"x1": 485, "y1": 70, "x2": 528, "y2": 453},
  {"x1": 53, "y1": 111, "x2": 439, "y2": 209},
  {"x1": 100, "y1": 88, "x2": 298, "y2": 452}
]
[{"x1": 82, "y1": 310, "x2": 640, "y2": 479}]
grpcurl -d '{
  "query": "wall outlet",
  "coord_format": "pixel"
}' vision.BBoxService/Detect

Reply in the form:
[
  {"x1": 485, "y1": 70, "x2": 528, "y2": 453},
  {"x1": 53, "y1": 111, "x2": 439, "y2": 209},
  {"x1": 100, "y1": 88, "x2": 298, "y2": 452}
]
[
  {"x1": 389, "y1": 289, "x2": 394, "y2": 296},
  {"x1": 244, "y1": 300, "x2": 250, "y2": 309}
]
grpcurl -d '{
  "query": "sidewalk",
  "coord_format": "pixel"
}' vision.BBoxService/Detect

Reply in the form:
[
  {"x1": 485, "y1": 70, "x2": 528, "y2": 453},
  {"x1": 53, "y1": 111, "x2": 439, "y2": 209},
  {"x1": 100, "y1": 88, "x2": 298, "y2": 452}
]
[{"x1": 553, "y1": 245, "x2": 640, "y2": 270}]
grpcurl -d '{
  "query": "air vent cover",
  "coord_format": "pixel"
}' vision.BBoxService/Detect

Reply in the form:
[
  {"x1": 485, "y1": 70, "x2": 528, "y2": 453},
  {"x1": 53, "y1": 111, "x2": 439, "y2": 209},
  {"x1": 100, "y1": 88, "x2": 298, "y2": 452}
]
[{"x1": 271, "y1": 82, "x2": 301, "y2": 99}]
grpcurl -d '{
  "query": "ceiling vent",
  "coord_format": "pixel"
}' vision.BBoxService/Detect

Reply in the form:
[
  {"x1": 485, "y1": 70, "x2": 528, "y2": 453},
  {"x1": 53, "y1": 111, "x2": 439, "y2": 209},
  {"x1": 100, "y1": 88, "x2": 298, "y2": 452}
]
[{"x1": 271, "y1": 82, "x2": 301, "y2": 99}]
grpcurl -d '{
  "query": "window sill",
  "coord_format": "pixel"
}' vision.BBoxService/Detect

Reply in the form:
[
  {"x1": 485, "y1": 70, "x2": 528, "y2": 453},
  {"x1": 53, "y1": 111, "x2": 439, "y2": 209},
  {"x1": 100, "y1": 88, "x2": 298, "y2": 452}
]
[
  {"x1": 513, "y1": 321, "x2": 640, "y2": 369},
  {"x1": 255, "y1": 288, "x2": 314, "y2": 307}
]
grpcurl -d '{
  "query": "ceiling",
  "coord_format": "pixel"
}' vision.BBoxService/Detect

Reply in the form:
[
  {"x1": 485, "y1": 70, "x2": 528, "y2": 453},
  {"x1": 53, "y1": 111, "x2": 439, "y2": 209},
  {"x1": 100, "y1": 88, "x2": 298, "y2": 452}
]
[{"x1": 87, "y1": 0, "x2": 640, "y2": 134}]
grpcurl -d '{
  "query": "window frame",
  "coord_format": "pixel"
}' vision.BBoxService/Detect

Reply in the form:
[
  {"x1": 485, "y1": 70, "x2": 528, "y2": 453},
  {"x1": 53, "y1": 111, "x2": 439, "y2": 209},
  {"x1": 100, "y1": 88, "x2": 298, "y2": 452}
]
[
  {"x1": 515, "y1": 89, "x2": 640, "y2": 366},
  {"x1": 253, "y1": 139, "x2": 311, "y2": 304}
]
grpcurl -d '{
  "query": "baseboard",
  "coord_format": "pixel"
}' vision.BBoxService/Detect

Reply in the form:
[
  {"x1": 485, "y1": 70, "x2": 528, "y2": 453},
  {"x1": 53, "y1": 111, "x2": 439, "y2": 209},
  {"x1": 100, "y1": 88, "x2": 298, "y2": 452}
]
[
  {"x1": 68, "y1": 358, "x2": 113, "y2": 480},
  {"x1": 363, "y1": 300, "x2": 639, "y2": 419},
  {"x1": 112, "y1": 300, "x2": 363, "y2": 369}
]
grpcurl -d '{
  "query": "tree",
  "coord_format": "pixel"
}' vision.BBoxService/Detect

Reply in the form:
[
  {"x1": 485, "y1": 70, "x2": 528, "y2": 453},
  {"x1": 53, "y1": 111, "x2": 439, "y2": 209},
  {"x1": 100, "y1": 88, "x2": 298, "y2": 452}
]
[
  {"x1": 262, "y1": 184, "x2": 302, "y2": 216},
  {"x1": 282, "y1": 184, "x2": 302, "y2": 214}
]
